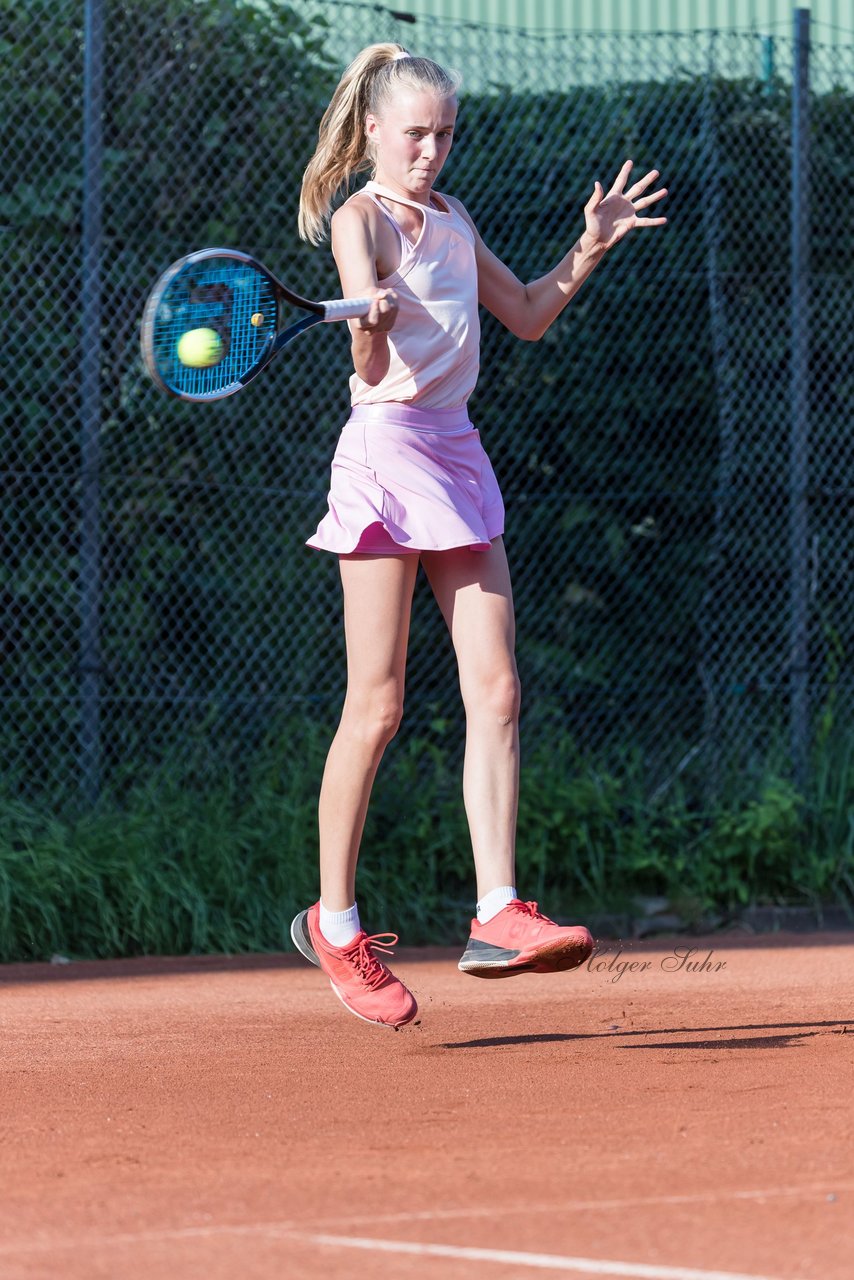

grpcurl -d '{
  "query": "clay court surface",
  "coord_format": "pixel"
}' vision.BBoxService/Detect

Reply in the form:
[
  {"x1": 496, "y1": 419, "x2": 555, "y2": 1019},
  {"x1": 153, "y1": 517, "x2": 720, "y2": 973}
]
[{"x1": 1, "y1": 931, "x2": 852, "y2": 1279}]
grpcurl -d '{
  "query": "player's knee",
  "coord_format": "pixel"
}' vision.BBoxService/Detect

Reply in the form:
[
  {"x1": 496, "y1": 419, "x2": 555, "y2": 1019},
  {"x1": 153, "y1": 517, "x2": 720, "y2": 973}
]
[
  {"x1": 353, "y1": 685, "x2": 404, "y2": 749},
  {"x1": 371, "y1": 698, "x2": 404, "y2": 746},
  {"x1": 480, "y1": 669, "x2": 521, "y2": 725},
  {"x1": 341, "y1": 678, "x2": 404, "y2": 752},
  {"x1": 501, "y1": 671, "x2": 522, "y2": 723}
]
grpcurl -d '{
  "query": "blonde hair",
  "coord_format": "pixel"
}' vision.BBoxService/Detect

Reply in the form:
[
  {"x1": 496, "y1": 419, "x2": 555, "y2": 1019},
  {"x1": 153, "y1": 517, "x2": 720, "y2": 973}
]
[{"x1": 298, "y1": 43, "x2": 460, "y2": 245}]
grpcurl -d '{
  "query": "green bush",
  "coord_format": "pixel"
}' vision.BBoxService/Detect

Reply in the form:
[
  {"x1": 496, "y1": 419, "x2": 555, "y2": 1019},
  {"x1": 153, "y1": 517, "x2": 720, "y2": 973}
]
[
  {"x1": 3, "y1": 7, "x2": 852, "y2": 957},
  {"x1": 1, "y1": 720, "x2": 851, "y2": 961}
]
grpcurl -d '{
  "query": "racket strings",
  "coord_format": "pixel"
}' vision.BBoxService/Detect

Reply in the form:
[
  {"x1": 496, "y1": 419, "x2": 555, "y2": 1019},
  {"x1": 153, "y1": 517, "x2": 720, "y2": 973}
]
[{"x1": 151, "y1": 259, "x2": 278, "y2": 397}]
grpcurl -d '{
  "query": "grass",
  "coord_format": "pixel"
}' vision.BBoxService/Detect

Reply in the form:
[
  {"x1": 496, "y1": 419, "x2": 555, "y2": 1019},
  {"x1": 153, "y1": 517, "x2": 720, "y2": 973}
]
[{"x1": 1, "y1": 721, "x2": 852, "y2": 962}]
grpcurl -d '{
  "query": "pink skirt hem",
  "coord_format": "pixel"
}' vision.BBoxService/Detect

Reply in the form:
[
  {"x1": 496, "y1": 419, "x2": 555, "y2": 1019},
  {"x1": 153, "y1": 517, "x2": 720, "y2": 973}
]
[{"x1": 307, "y1": 403, "x2": 505, "y2": 556}]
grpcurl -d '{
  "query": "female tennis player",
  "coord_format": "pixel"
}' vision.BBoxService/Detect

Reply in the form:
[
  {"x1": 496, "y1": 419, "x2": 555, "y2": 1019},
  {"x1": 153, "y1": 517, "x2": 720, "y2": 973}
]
[{"x1": 290, "y1": 44, "x2": 667, "y2": 1027}]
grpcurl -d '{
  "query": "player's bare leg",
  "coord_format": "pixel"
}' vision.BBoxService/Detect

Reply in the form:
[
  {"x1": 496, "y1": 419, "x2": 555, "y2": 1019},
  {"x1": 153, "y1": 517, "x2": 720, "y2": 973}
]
[
  {"x1": 318, "y1": 552, "x2": 420, "y2": 910},
  {"x1": 421, "y1": 537, "x2": 520, "y2": 898},
  {"x1": 422, "y1": 537, "x2": 592, "y2": 978},
  {"x1": 291, "y1": 551, "x2": 420, "y2": 1029}
]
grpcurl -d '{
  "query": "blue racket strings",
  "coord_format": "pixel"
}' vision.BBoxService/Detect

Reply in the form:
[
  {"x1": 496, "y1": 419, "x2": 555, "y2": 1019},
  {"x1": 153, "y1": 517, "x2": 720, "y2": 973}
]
[{"x1": 153, "y1": 258, "x2": 277, "y2": 398}]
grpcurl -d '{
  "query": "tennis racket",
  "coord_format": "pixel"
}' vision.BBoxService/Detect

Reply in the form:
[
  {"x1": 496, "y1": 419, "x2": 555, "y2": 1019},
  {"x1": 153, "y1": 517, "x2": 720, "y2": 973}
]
[{"x1": 140, "y1": 248, "x2": 374, "y2": 401}]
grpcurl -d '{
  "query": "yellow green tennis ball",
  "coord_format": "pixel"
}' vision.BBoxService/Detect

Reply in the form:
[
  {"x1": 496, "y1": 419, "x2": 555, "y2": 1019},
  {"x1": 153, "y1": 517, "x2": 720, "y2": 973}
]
[{"x1": 176, "y1": 327, "x2": 223, "y2": 368}]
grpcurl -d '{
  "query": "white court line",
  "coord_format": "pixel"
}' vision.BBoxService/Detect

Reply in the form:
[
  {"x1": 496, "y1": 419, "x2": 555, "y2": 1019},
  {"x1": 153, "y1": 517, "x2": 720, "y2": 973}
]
[
  {"x1": 0, "y1": 1183, "x2": 850, "y2": 1257},
  {"x1": 325, "y1": 1180, "x2": 854, "y2": 1228},
  {"x1": 303, "y1": 1234, "x2": 787, "y2": 1280}
]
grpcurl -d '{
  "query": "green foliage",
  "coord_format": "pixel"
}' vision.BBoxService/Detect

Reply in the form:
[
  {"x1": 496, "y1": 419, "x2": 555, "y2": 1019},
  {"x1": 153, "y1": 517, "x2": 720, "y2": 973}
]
[
  {"x1": 448, "y1": 72, "x2": 853, "y2": 753},
  {"x1": 3, "y1": 10, "x2": 852, "y2": 957},
  {"x1": 4, "y1": 0, "x2": 343, "y2": 791},
  {"x1": 6, "y1": 22, "x2": 852, "y2": 782},
  {"x1": 706, "y1": 780, "x2": 804, "y2": 907},
  {"x1": 1, "y1": 722, "x2": 851, "y2": 961}
]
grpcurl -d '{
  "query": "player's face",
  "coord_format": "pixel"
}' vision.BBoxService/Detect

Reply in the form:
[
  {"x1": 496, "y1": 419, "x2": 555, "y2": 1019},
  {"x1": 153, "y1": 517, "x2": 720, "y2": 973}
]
[{"x1": 367, "y1": 89, "x2": 457, "y2": 200}]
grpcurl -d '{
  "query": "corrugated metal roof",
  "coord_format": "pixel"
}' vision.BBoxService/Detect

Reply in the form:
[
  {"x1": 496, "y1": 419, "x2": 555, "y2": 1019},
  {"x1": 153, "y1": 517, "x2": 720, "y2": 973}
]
[{"x1": 393, "y1": 0, "x2": 851, "y2": 42}]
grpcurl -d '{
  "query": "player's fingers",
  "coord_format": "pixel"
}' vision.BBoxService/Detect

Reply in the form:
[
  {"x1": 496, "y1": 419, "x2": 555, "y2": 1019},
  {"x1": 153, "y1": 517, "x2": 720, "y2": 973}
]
[
  {"x1": 633, "y1": 215, "x2": 668, "y2": 227},
  {"x1": 633, "y1": 188, "x2": 668, "y2": 211},
  {"x1": 584, "y1": 181, "x2": 603, "y2": 210},
  {"x1": 608, "y1": 159, "x2": 634, "y2": 195},
  {"x1": 355, "y1": 287, "x2": 399, "y2": 331},
  {"x1": 382, "y1": 290, "x2": 400, "y2": 326},
  {"x1": 625, "y1": 169, "x2": 663, "y2": 200},
  {"x1": 356, "y1": 300, "x2": 381, "y2": 330}
]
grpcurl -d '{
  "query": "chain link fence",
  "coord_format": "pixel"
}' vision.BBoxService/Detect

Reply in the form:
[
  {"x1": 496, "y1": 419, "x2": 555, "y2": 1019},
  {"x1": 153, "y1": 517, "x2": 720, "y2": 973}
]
[{"x1": 3, "y1": 0, "x2": 852, "y2": 812}]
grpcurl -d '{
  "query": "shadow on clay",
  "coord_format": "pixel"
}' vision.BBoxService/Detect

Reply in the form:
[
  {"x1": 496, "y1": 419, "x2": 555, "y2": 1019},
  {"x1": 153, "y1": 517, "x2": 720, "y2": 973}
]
[{"x1": 441, "y1": 1019, "x2": 851, "y2": 1050}]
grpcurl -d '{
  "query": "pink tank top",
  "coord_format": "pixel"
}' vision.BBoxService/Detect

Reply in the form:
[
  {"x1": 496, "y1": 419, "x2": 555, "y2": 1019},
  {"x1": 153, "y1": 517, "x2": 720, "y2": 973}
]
[{"x1": 348, "y1": 181, "x2": 480, "y2": 410}]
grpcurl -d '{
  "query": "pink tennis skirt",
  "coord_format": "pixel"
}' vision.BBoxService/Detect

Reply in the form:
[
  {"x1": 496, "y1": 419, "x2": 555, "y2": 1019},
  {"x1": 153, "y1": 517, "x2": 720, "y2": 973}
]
[{"x1": 306, "y1": 402, "x2": 505, "y2": 556}]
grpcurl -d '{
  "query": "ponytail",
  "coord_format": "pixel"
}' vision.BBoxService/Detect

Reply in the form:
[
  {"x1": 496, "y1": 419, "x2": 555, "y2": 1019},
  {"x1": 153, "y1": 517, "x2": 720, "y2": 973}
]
[{"x1": 298, "y1": 43, "x2": 460, "y2": 244}]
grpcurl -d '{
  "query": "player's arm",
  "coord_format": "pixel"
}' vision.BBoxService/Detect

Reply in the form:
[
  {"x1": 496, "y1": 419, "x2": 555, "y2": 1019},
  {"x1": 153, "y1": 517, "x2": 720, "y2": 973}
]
[
  {"x1": 446, "y1": 163, "x2": 667, "y2": 342},
  {"x1": 330, "y1": 199, "x2": 398, "y2": 386},
  {"x1": 474, "y1": 227, "x2": 606, "y2": 342}
]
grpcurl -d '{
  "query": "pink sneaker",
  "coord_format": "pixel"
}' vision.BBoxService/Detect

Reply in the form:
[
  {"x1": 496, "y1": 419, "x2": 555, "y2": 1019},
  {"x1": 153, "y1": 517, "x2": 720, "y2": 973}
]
[
  {"x1": 290, "y1": 903, "x2": 417, "y2": 1028},
  {"x1": 458, "y1": 899, "x2": 593, "y2": 978}
]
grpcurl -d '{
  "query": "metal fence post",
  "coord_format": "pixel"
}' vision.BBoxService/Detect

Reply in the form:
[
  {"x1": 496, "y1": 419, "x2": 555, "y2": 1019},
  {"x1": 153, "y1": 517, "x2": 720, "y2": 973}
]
[
  {"x1": 760, "y1": 34, "x2": 775, "y2": 94},
  {"x1": 698, "y1": 30, "x2": 737, "y2": 802},
  {"x1": 789, "y1": 7, "x2": 811, "y2": 795},
  {"x1": 80, "y1": 0, "x2": 104, "y2": 805}
]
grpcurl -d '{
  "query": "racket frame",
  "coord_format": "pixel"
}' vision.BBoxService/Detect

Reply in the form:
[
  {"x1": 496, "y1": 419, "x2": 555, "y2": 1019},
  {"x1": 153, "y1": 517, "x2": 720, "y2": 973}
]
[{"x1": 140, "y1": 247, "x2": 372, "y2": 402}]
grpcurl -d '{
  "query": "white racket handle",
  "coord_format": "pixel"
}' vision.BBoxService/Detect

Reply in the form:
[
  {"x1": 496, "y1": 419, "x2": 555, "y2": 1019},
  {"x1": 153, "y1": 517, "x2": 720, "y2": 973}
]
[{"x1": 320, "y1": 296, "x2": 376, "y2": 322}]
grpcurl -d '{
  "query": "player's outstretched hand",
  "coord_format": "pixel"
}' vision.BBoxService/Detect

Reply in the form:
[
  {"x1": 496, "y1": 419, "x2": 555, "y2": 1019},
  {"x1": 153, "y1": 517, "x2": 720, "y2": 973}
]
[
  {"x1": 583, "y1": 161, "x2": 668, "y2": 251},
  {"x1": 356, "y1": 287, "x2": 399, "y2": 334}
]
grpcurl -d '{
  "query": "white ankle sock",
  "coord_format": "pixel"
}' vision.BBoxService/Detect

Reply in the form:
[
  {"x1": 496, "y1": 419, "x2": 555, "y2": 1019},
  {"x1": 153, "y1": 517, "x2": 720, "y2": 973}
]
[
  {"x1": 476, "y1": 885, "x2": 517, "y2": 924},
  {"x1": 319, "y1": 901, "x2": 361, "y2": 947}
]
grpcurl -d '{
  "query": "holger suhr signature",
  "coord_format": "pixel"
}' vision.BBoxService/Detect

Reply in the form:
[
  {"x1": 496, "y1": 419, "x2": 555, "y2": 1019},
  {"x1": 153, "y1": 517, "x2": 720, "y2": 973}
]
[{"x1": 587, "y1": 944, "x2": 727, "y2": 983}]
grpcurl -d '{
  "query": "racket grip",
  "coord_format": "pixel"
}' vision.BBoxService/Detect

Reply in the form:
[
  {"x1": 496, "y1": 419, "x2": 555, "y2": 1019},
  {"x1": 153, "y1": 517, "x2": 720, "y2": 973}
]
[{"x1": 320, "y1": 296, "x2": 375, "y2": 322}]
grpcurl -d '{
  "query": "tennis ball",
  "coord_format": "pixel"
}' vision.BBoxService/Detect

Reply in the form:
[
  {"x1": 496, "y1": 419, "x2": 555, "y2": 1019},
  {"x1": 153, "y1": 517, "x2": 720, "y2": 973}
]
[
  {"x1": 250, "y1": 312, "x2": 265, "y2": 327},
  {"x1": 176, "y1": 327, "x2": 223, "y2": 368}
]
